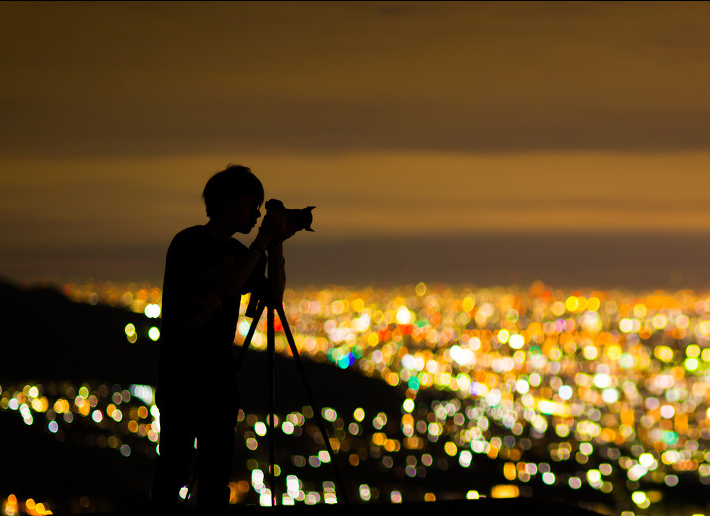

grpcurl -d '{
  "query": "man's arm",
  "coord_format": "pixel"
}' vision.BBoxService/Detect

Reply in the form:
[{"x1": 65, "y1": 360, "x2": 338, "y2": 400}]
[{"x1": 202, "y1": 212, "x2": 289, "y2": 297}]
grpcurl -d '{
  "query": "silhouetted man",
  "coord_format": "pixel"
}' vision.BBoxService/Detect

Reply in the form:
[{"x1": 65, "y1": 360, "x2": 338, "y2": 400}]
[{"x1": 150, "y1": 165, "x2": 293, "y2": 514}]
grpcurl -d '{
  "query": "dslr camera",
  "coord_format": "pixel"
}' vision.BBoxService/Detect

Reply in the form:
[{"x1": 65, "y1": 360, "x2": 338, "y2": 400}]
[{"x1": 265, "y1": 199, "x2": 315, "y2": 233}]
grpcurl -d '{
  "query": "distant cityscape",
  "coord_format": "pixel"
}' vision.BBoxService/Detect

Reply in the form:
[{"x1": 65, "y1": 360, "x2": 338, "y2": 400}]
[{"x1": 5, "y1": 279, "x2": 710, "y2": 515}]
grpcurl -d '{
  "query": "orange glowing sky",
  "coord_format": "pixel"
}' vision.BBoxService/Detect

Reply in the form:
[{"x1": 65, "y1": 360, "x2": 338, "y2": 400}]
[{"x1": 2, "y1": 1, "x2": 710, "y2": 286}]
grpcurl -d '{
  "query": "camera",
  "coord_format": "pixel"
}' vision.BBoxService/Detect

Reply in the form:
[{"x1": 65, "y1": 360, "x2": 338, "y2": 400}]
[{"x1": 265, "y1": 199, "x2": 315, "y2": 232}]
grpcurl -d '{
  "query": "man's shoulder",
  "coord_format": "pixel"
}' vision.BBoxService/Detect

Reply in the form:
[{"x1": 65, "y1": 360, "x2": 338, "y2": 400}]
[
  {"x1": 176, "y1": 225, "x2": 205, "y2": 237},
  {"x1": 171, "y1": 225, "x2": 206, "y2": 243},
  {"x1": 166, "y1": 226, "x2": 207, "y2": 257}
]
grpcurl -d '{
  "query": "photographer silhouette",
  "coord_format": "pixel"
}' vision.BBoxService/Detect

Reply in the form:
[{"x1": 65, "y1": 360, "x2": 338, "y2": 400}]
[{"x1": 150, "y1": 165, "x2": 293, "y2": 514}]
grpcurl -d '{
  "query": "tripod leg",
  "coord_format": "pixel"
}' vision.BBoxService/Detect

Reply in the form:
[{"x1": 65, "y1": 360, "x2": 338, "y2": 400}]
[
  {"x1": 267, "y1": 304, "x2": 277, "y2": 506},
  {"x1": 235, "y1": 301, "x2": 266, "y2": 372},
  {"x1": 276, "y1": 304, "x2": 351, "y2": 507}
]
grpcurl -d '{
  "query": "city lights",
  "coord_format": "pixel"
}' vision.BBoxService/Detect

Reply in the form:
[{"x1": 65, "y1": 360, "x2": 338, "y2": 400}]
[{"x1": 7, "y1": 280, "x2": 710, "y2": 514}]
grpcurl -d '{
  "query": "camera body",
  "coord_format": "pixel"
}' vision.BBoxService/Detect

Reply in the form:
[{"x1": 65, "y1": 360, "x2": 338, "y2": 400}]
[{"x1": 265, "y1": 199, "x2": 315, "y2": 232}]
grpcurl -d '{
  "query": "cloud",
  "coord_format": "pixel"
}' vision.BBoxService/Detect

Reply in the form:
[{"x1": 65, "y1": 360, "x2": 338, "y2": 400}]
[
  {"x1": 2, "y1": 2, "x2": 710, "y2": 158},
  {"x1": 4, "y1": 151, "x2": 710, "y2": 250},
  {"x1": 3, "y1": 148, "x2": 710, "y2": 284}
]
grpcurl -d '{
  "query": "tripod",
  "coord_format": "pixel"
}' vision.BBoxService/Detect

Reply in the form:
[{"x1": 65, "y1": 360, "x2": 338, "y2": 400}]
[
  {"x1": 185, "y1": 250, "x2": 350, "y2": 508},
  {"x1": 182, "y1": 251, "x2": 350, "y2": 509},
  {"x1": 232, "y1": 252, "x2": 351, "y2": 508}
]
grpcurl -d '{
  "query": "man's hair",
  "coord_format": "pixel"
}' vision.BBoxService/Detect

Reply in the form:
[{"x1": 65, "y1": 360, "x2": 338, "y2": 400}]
[{"x1": 202, "y1": 164, "x2": 264, "y2": 218}]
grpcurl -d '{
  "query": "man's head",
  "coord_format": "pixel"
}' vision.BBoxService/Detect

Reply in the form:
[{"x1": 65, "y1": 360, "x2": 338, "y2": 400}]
[{"x1": 203, "y1": 164, "x2": 265, "y2": 233}]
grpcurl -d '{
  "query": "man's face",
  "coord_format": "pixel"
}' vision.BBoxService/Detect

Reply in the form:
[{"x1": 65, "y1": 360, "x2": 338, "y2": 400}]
[{"x1": 226, "y1": 194, "x2": 263, "y2": 234}]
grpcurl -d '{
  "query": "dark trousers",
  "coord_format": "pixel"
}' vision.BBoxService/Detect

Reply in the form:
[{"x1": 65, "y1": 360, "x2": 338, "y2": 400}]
[{"x1": 150, "y1": 389, "x2": 237, "y2": 514}]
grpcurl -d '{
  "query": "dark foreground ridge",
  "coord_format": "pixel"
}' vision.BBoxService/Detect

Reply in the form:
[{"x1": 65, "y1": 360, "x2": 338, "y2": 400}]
[{"x1": 84, "y1": 498, "x2": 604, "y2": 516}]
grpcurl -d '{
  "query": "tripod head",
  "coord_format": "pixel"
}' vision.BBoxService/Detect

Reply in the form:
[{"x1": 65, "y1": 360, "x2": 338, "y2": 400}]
[
  {"x1": 245, "y1": 201, "x2": 314, "y2": 317},
  {"x1": 244, "y1": 245, "x2": 288, "y2": 318}
]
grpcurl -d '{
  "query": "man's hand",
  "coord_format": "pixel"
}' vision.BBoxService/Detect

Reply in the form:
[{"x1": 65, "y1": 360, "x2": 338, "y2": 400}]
[{"x1": 259, "y1": 209, "x2": 296, "y2": 245}]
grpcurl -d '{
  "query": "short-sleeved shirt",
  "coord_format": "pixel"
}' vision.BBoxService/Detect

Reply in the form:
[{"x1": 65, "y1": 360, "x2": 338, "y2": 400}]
[{"x1": 157, "y1": 225, "x2": 265, "y2": 405}]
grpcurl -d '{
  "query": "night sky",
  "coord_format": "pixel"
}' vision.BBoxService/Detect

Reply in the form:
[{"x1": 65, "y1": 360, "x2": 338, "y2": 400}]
[{"x1": 2, "y1": 1, "x2": 710, "y2": 287}]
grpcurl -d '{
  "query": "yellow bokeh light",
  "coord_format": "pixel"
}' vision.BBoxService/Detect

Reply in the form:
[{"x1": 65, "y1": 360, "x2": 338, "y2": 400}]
[
  {"x1": 654, "y1": 345, "x2": 674, "y2": 363},
  {"x1": 633, "y1": 304, "x2": 647, "y2": 318},
  {"x1": 586, "y1": 297, "x2": 601, "y2": 312},
  {"x1": 503, "y1": 462, "x2": 516, "y2": 480},
  {"x1": 491, "y1": 485, "x2": 519, "y2": 499},
  {"x1": 367, "y1": 332, "x2": 379, "y2": 347},
  {"x1": 565, "y1": 296, "x2": 579, "y2": 312},
  {"x1": 444, "y1": 442, "x2": 457, "y2": 456},
  {"x1": 462, "y1": 296, "x2": 475, "y2": 312},
  {"x1": 653, "y1": 314, "x2": 668, "y2": 329},
  {"x1": 606, "y1": 345, "x2": 622, "y2": 360},
  {"x1": 352, "y1": 298, "x2": 364, "y2": 312},
  {"x1": 686, "y1": 344, "x2": 701, "y2": 358},
  {"x1": 415, "y1": 282, "x2": 427, "y2": 297}
]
